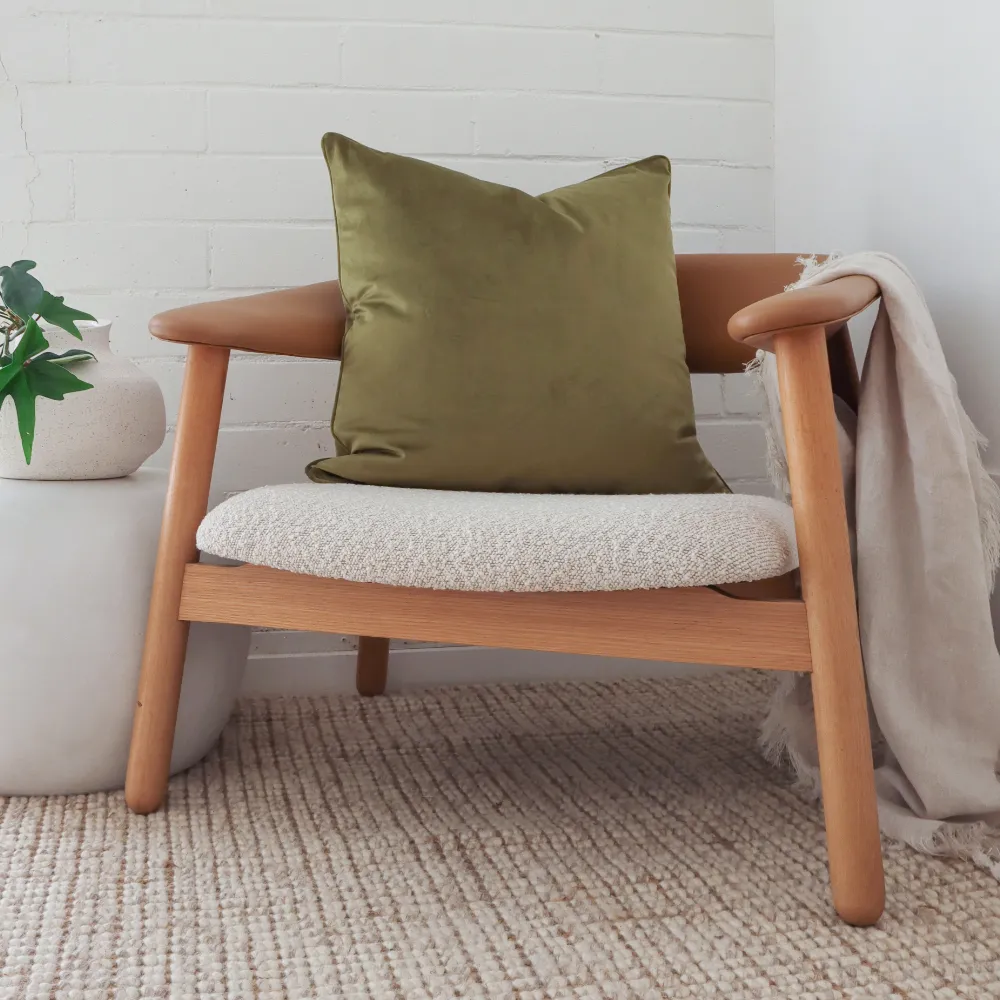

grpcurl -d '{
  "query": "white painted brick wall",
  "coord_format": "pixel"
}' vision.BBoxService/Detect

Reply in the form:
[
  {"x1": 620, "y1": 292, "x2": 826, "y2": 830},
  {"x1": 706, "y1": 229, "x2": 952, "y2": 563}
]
[{"x1": 1, "y1": 0, "x2": 775, "y2": 684}]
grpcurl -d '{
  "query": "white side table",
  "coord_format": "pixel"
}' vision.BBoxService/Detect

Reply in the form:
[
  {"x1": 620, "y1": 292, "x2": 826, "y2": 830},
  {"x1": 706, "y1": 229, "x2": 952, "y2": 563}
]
[{"x1": 0, "y1": 469, "x2": 249, "y2": 794}]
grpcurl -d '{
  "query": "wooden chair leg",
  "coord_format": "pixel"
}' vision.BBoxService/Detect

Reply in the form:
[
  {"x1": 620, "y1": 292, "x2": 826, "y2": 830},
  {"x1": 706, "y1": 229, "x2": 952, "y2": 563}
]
[
  {"x1": 776, "y1": 327, "x2": 885, "y2": 926},
  {"x1": 125, "y1": 344, "x2": 230, "y2": 815},
  {"x1": 356, "y1": 636, "x2": 390, "y2": 696}
]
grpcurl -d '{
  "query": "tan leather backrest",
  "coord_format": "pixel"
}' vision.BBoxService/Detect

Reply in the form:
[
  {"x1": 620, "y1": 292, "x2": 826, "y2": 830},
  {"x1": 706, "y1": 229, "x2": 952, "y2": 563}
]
[{"x1": 677, "y1": 254, "x2": 804, "y2": 373}]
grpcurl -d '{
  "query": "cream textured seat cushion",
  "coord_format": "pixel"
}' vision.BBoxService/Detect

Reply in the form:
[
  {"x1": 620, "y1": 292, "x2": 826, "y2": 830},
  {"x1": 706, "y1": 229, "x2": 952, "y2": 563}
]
[{"x1": 196, "y1": 484, "x2": 797, "y2": 593}]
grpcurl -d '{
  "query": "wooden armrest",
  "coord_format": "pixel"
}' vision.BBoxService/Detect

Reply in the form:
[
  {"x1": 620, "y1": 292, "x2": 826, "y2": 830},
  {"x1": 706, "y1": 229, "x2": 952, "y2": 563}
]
[
  {"x1": 727, "y1": 275, "x2": 879, "y2": 349},
  {"x1": 149, "y1": 282, "x2": 347, "y2": 360}
]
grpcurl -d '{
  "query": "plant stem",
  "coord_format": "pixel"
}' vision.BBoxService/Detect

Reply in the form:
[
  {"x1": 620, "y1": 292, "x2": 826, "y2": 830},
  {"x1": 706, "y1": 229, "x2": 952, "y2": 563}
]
[{"x1": 0, "y1": 307, "x2": 26, "y2": 361}]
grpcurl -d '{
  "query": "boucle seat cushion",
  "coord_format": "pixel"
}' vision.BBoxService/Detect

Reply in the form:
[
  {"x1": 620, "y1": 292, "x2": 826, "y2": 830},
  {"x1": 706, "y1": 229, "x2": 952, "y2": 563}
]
[{"x1": 196, "y1": 484, "x2": 798, "y2": 593}]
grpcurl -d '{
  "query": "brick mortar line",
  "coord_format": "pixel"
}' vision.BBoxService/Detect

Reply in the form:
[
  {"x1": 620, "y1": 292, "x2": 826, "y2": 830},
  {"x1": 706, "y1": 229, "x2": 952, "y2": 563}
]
[
  {"x1": 19, "y1": 80, "x2": 771, "y2": 105},
  {"x1": 46, "y1": 13, "x2": 772, "y2": 40},
  {"x1": 59, "y1": 152, "x2": 772, "y2": 167}
]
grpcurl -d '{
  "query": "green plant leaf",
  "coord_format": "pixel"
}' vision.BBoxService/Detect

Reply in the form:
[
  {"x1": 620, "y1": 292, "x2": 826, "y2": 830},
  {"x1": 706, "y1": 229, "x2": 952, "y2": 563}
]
[
  {"x1": 37, "y1": 292, "x2": 96, "y2": 340},
  {"x1": 0, "y1": 358, "x2": 22, "y2": 397},
  {"x1": 24, "y1": 358, "x2": 93, "y2": 400},
  {"x1": 0, "y1": 261, "x2": 45, "y2": 321},
  {"x1": 7, "y1": 371, "x2": 35, "y2": 463},
  {"x1": 31, "y1": 348, "x2": 96, "y2": 367},
  {"x1": 10, "y1": 318, "x2": 48, "y2": 365}
]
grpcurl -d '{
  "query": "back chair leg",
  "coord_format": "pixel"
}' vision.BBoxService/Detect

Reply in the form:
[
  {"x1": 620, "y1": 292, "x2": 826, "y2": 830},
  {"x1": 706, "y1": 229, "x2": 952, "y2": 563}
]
[
  {"x1": 125, "y1": 344, "x2": 230, "y2": 814},
  {"x1": 356, "y1": 636, "x2": 390, "y2": 696},
  {"x1": 776, "y1": 327, "x2": 885, "y2": 926}
]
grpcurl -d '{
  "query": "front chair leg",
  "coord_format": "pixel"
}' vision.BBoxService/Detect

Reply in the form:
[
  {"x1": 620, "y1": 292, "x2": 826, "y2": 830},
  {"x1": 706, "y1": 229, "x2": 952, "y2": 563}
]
[
  {"x1": 776, "y1": 327, "x2": 884, "y2": 926},
  {"x1": 356, "y1": 636, "x2": 390, "y2": 696},
  {"x1": 125, "y1": 344, "x2": 230, "y2": 814},
  {"x1": 809, "y1": 613, "x2": 884, "y2": 925}
]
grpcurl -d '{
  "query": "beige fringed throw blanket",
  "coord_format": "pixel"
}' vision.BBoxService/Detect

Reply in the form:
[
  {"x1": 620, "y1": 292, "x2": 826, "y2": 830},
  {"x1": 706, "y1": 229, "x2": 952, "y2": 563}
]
[{"x1": 755, "y1": 251, "x2": 1000, "y2": 872}]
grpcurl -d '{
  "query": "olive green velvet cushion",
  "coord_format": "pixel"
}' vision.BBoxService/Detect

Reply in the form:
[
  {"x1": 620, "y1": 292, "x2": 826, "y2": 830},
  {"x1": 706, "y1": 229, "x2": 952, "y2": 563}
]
[{"x1": 308, "y1": 133, "x2": 726, "y2": 495}]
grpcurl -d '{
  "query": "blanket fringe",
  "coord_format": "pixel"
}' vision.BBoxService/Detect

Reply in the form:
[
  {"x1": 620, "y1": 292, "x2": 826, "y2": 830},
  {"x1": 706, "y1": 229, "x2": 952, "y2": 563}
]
[
  {"x1": 790, "y1": 252, "x2": 832, "y2": 286},
  {"x1": 758, "y1": 673, "x2": 822, "y2": 800},
  {"x1": 914, "y1": 822, "x2": 1000, "y2": 881}
]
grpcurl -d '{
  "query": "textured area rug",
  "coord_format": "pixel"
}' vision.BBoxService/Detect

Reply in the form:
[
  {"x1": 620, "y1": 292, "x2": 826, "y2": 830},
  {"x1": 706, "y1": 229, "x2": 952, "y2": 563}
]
[{"x1": 1, "y1": 672, "x2": 998, "y2": 999}]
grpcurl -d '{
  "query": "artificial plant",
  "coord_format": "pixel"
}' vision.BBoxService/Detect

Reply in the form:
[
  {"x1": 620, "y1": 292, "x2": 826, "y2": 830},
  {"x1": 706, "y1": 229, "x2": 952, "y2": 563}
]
[{"x1": 0, "y1": 260, "x2": 97, "y2": 464}]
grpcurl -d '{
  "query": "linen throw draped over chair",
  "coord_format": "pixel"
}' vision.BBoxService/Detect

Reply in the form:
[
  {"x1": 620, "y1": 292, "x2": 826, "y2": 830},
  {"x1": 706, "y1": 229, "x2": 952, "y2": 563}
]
[{"x1": 755, "y1": 252, "x2": 1000, "y2": 872}]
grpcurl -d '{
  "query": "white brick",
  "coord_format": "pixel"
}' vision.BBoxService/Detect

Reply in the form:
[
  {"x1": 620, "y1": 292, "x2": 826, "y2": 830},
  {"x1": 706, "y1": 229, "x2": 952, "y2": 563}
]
[
  {"x1": 720, "y1": 228, "x2": 774, "y2": 252},
  {"x1": 696, "y1": 420, "x2": 767, "y2": 480},
  {"x1": 475, "y1": 95, "x2": 772, "y2": 164},
  {"x1": 0, "y1": 16, "x2": 68, "y2": 82},
  {"x1": 722, "y1": 373, "x2": 763, "y2": 415},
  {"x1": 211, "y1": 226, "x2": 337, "y2": 287},
  {"x1": 0, "y1": 85, "x2": 24, "y2": 156},
  {"x1": 690, "y1": 374, "x2": 723, "y2": 416},
  {"x1": 32, "y1": 156, "x2": 73, "y2": 221},
  {"x1": 672, "y1": 228, "x2": 722, "y2": 254},
  {"x1": 142, "y1": 357, "x2": 338, "y2": 425},
  {"x1": 24, "y1": 224, "x2": 208, "y2": 290},
  {"x1": 74, "y1": 156, "x2": 331, "y2": 222},
  {"x1": 209, "y1": 0, "x2": 467, "y2": 18},
  {"x1": 0, "y1": 223, "x2": 28, "y2": 261},
  {"x1": 210, "y1": 89, "x2": 475, "y2": 154},
  {"x1": 599, "y1": 34, "x2": 772, "y2": 101},
  {"x1": 474, "y1": 0, "x2": 774, "y2": 35},
  {"x1": 0, "y1": 156, "x2": 73, "y2": 222},
  {"x1": 671, "y1": 166, "x2": 772, "y2": 229},
  {"x1": 0, "y1": 160, "x2": 30, "y2": 220},
  {"x1": 28, "y1": 0, "x2": 204, "y2": 10},
  {"x1": 69, "y1": 18, "x2": 341, "y2": 85},
  {"x1": 0, "y1": 155, "x2": 73, "y2": 222},
  {"x1": 21, "y1": 86, "x2": 205, "y2": 152},
  {"x1": 342, "y1": 24, "x2": 598, "y2": 92},
  {"x1": 206, "y1": 0, "x2": 772, "y2": 35}
]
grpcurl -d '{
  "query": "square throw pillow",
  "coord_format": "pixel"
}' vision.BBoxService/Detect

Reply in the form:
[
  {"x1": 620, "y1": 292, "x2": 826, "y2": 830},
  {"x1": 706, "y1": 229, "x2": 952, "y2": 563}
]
[{"x1": 307, "y1": 133, "x2": 726, "y2": 495}]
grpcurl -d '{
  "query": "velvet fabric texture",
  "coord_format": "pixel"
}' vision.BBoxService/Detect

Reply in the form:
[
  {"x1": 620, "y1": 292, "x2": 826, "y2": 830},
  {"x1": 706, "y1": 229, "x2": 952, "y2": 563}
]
[{"x1": 308, "y1": 133, "x2": 726, "y2": 494}]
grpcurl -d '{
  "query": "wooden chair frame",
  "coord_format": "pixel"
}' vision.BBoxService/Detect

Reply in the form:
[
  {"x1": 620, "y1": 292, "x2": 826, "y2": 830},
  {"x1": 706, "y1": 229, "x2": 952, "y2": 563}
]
[{"x1": 124, "y1": 253, "x2": 885, "y2": 926}]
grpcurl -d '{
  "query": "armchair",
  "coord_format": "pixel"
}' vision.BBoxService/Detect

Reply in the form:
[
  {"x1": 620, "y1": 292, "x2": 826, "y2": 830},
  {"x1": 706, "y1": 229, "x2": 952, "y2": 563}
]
[{"x1": 124, "y1": 254, "x2": 884, "y2": 926}]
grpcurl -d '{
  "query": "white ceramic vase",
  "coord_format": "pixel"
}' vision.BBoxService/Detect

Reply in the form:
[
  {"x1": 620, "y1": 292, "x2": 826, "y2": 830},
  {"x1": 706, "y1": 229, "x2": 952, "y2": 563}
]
[{"x1": 0, "y1": 319, "x2": 166, "y2": 480}]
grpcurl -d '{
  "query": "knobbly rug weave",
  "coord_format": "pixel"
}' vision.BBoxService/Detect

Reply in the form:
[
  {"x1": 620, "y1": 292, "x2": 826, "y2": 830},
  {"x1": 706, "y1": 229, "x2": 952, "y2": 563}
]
[{"x1": 1, "y1": 672, "x2": 998, "y2": 999}]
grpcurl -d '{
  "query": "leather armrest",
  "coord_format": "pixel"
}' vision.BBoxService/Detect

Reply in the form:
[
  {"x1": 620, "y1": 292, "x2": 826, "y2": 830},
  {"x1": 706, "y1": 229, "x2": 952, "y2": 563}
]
[
  {"x1": 728, "y1": 275, "x2": 879, "y2": 349},
  {"x1": 149, "y1": 282, "x2": 347, "y2": 360}
]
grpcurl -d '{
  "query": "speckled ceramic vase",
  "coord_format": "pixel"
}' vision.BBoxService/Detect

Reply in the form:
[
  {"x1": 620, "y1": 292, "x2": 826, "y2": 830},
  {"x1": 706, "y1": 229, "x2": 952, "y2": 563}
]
[{"x1": 0, "y1": 319, "x2": 166, "y2": 480}]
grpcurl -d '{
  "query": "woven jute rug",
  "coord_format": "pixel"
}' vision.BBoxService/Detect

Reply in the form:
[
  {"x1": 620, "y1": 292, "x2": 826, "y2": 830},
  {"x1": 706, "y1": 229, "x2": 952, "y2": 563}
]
[{"x1": 1, "y1": 671, "x2": 998, "y2": 999}]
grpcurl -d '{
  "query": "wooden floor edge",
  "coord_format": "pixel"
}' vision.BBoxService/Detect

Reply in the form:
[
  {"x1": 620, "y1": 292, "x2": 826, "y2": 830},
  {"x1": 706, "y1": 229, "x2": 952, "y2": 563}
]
[{"x1": 179, "y1": 563, "x2": 812, "y2": 672}]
